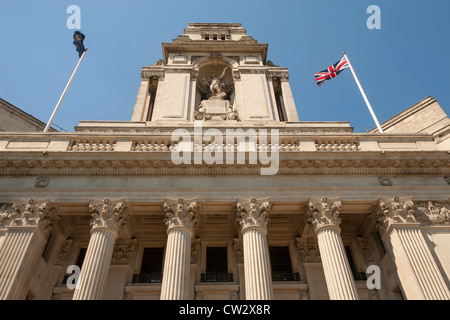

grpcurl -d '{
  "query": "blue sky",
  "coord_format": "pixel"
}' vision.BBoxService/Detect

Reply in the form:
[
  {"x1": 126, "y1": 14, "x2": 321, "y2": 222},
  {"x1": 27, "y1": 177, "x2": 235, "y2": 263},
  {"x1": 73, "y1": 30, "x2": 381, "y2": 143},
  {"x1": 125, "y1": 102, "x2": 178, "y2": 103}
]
[{"x1": 0, "y1": 0, "x2": 449, "y2": 132}]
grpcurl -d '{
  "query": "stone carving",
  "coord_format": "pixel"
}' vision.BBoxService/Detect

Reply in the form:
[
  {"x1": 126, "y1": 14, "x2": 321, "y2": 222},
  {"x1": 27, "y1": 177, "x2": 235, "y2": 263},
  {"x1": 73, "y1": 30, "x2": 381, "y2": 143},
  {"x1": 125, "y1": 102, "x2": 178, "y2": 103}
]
[
  {"x1": 198, "y1": 66, "x2": 229, "y2": 99},
  {"x1": 233, "y1": 238, "x2": 243, "y2": 263},
  {"x1": 3, "y1": 199, "x2": 54, "y2": 237},
  {"x1": 55, "y1": 237, "x2": 73, "y2": 265},
  {"x1": 417, "y1": 201, "x2": 450, "y2": 225},
  {"x1": 445, "y1": 176, "x2": 450, "y2": 185},
  {"x1": 356, "y1": 235, "x2": 374, "y2": 262},
  {"x1": 89, "y1": 198, "x2": 127, "y2": 233},
  {"x1": 35, "y1": 176, "x2": 50, "y2": 188},
  {"x1": 378, "y1": 177, "x2": 393, "y2": 187},
  {"x1": 236, "y1": 197, "x2": 271, "y2": 231},
  {"x1": 221, "y1": 105, "x2": 239, "y2": 121},
  {"x1": 306, "y1": 197, "x2": 342, "y2": 232},
  {"x1": 163, "y1": 198, "x2": 199, "y2": 231},
  {"x1": 112, "y1": 238, "x2": 139, "y2": 265},
  {"x1": 295, "y1": 237, "x2": 321, "y2": 262},
  {"x1": 191, "y1": 237, "x2": 201, "y2": 264},
  {"x1": 373, "y1": 196, "x2": 417, "y2": 233}
]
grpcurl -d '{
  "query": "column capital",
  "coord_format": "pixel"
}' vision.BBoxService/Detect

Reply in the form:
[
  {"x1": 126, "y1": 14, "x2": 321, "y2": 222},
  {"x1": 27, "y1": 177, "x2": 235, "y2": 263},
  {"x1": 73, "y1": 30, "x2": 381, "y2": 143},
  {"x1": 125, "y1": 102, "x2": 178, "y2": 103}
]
[
  {"x1": 89, "y1": 198, "x2": 127, "y2": 234},
  {"x1": 306, "y1": 197, "x2": 342, "y2": 233},
  {"x1": 1, "y1": 199, "x2": 55, "y2": 237},
  {"x1": 373, "y1": 196, "x2": 418, "y2": 235},
  {"x1": 163, "y1": 198, "x2": 199, "y2": 233},
  {"x1": 236, "y1": 197, "x2": 271, "y2": 233}
]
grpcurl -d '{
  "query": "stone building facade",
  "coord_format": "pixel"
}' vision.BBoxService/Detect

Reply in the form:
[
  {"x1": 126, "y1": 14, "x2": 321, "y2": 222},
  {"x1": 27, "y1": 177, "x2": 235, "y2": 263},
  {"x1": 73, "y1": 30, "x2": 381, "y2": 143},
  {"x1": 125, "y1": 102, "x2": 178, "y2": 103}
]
[{"x1": 0, "y1": 23, "x2": 449, "y2": 300}]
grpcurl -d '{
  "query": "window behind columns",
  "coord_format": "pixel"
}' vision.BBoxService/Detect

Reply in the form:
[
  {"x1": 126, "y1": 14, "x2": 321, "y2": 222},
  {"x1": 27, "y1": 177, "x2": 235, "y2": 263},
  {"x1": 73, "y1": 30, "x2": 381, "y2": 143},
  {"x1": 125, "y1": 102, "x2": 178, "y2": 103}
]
[
  {"x1": 272, "y1": 77, "x2": 287, "y2": 122},
  {"x1": 146, "y1": 77, "x2": 159, "y2": 121},
  {"x1": 345, "y1": 246, "x2": 367, "y2": 281},
  {"x1": 133, "y1": 247, "x2": 164, "y2": 283},
  {"x1": 201, "y1": 247, "x2": 232, "y2": 282},
  {"x1": 269, "y1": 246, "x2": 300, "y2": 281}
]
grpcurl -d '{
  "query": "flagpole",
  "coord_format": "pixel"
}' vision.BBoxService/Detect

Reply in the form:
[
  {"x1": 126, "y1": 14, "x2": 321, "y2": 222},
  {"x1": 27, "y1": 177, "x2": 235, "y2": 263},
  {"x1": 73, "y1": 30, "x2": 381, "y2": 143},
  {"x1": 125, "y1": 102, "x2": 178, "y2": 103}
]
[
  {"x1": 43, "y1": 48, "x2": 88, "y2": 133},
  {"x1": 343, "y1": 51, "x2": 384, "y2": 133}
]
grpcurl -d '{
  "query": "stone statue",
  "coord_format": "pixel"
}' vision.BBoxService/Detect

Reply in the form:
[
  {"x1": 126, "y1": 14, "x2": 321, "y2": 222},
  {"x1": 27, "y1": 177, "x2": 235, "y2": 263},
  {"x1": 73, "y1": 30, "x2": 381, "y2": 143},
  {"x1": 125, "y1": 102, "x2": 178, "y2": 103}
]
[{"x1": 199, "y1": 67, "x2": 230, "y2": 100}]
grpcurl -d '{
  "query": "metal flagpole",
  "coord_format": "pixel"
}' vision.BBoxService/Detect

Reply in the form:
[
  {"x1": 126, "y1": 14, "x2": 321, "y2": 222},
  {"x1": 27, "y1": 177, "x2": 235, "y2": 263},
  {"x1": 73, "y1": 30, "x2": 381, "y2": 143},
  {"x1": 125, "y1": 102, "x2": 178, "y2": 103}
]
[
  {"x1": 343, "y1": 51, "x2": 384, "y2": 133},
  {"x1": 43, "y1": 48, "x2": 88, "y2": 133}
]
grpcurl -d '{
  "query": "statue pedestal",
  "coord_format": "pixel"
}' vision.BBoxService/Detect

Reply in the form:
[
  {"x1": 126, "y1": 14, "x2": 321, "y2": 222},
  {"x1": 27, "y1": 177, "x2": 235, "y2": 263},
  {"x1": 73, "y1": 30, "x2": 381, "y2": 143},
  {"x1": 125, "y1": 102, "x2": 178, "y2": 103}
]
[
  {"x1": 195, "y1": 99, "x2": 238, "y2": 121},
  {"x1": 202, "y1": 99, "x2": 228, "y2": 114}
]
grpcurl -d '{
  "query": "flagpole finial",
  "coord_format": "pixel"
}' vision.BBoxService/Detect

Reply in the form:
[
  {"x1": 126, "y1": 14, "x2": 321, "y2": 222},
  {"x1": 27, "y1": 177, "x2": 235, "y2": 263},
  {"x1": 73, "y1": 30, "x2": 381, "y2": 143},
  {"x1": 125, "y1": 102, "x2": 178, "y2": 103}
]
[{"x1": 343, "y1": 51, "x2": 346, "y2": 55}]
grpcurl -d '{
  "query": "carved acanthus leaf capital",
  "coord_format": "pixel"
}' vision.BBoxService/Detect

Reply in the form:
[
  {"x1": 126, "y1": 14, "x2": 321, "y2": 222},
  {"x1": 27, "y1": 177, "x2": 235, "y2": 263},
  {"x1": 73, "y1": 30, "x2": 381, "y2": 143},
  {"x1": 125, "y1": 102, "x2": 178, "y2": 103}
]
[
  {"x1": 236, "y1": 197, "x2": 271, "y2": 232},
  {"x1": 233, "y1": 238, "x2": 244, "y2": 263},
  {"x1": 112, "y1": 237, "x2": 139, "y2": 265},
  {"x1": 89, "y1": 198, "x2": 127, "y2": 233},
  {"x1": 374, "y1": 196, "x2": 418, "y2": 233},
  {"x1": 163, "y1": 198, "x2": 199, "y2": 232},
  {"x1": 191, "y1": 237, "x2": 201, "y2": 264},
  {"x1": 55, "y1": 237, "x2": 73, "y2": 265},
  {"x1": 295, "y1": 237, "x2": 321, "y2": 262},
  {"x1": 2, "y1": 199, "x2": 55, "y2": 237},
  {"x1": 306, "y1": 197, "x2": 342, "y2": 232}
]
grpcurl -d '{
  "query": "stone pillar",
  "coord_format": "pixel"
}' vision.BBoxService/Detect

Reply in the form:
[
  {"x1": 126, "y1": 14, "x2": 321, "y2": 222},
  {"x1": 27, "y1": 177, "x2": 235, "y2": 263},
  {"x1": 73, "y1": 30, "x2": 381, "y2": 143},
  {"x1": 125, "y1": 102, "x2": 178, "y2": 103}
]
[
  {"x1": 72, "y1": 198, "x2": 127, "y2": 300},
  {"x1": 236, "y1": 197, "x2": 273, "y2": 300},
  {"x1": 233, "y1": 238, "x2": 245, "y2": 299},
  {"x1": 0, "y1": 199, "x2": 55, "y2": 300},
  {"x1": 374, "y1": 197, "x2": 450, "y2": 300},
  {"x1": 306, "y1": 197, "x2": 359, "y2": 300},
  {"x1": 160, "y1": 198, "x2": 199, "y2": 300}
]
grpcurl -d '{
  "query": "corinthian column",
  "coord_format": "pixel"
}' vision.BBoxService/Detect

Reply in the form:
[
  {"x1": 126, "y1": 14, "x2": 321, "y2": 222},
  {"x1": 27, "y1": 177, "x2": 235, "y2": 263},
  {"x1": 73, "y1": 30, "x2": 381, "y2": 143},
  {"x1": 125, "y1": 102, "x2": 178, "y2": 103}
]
[
  {"x1": 374, "y1": 197, "x2": 450, "y2": 300},
  {"x1": 236, "y1": 197, "x2": 273, "y2": 300},
  {"x1": 306, "y1": 197, "x2": 359, "y2": 300},
  {"x1": 72, "y1": 198, "x2": 126, "y2": 300},
  {"x1": 160, "y1": 198, "x2": 199, "y2": 300},
  {"x1": 0, "y1": 199, "x2": 55, "y2": 300}
]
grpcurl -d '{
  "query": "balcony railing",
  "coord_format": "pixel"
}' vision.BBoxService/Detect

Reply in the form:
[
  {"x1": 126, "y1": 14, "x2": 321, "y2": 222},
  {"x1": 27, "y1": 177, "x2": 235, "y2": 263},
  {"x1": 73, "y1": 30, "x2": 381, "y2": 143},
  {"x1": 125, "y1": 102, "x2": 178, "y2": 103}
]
[
  {"x1": 271, "y1": 271, "x2": 300, "y2": 282},
  {"x1": 201, "y1": 272, "x2": 234, "y2": 283},
  {"x1": 132, "y1": 273, "x2": 162, "y2": 284}
]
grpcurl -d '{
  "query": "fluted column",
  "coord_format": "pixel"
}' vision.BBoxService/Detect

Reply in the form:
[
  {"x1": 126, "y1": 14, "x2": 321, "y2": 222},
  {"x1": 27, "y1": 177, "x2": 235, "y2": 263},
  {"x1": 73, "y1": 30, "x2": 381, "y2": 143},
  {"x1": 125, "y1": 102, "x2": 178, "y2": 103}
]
[
  {"x1": 306, "y1": 197, "x2": 359, "y2": 300},
  {"x1": 236, "y1": 197, "x2": 273, "y2": 300},
  {"x1": 374, "y1": 197, "x2": 450, "y2": 300},
  {"x1": 72, "y1": 198, "x2": 126, "y2": 300},
  {"x1": 160, "y1": 198, "x2": 199, "y2": 300},
  {"x1": 0, "y1": 199, "x2": 55, "y2": 300}
]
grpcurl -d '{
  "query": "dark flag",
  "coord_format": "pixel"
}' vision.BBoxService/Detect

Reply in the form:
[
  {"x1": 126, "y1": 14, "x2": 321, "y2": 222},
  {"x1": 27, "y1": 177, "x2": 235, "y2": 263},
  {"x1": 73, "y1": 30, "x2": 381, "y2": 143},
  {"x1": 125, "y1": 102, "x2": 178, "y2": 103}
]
[{"x1": 73, "y1": 31, "x2": 86, "y2": 58}]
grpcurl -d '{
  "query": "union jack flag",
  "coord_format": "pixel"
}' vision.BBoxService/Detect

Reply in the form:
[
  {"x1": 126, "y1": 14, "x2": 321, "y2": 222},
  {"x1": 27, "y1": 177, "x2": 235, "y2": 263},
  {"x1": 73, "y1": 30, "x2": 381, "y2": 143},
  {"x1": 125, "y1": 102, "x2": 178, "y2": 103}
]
[{"x1": 315, "y1": 56, "x2": 349, "y2": 86}]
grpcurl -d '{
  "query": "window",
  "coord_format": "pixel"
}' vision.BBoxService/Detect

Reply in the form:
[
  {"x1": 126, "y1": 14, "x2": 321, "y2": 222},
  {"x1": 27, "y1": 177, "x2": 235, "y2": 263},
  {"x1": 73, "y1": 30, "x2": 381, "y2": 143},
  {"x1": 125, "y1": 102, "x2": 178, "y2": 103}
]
[
  {"x1": 269, "y1": 246, "x2": 300, "y2": 281},
  {"x1": 146, "y1": 77, "x2": 159, "y2": 121},
  {"x1": 76, "y1": 247, "x2": 87, "y2": 269},
  {"x1": 201, "y1": 247, "x2": 232, "y2": 282},
  {"x1": 63, "y1": 247, "x2": 86, "y2": 285},
  {"x1": 133, "y1": 248, "x2": 164, "y2": 283},
  {"x1": 272, "y1": 77, "x2": 287, "y2": 122},
  {"x1": 345, "y1": 246, "x2": 367, "y2": 281},
  {"x1": 41, "y1": 233, "x2": 54, "y2": 262}
]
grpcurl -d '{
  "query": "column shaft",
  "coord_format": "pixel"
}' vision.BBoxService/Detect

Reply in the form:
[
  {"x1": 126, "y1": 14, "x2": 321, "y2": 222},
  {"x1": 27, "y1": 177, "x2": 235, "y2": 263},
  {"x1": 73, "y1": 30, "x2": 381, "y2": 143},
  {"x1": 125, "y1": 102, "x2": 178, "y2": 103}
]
[
  {"x1": 387, "y1": 226, "x2": 450, "y2": 300},
  {"x1": 72, "y1": 228, "x2": 117, "y2": 300},
  {"x1": 316, "y1": 227, "x2": 359, "y2": 300},
  {"x1": 0, "y1": 228, "x2": 46, "y2": 300},
  {"x1": 160, "y1": 227, "x2": 192, "y2": 300},
  {"x1": 242, "y1": 227, "x2": 273, "y2": 300}
]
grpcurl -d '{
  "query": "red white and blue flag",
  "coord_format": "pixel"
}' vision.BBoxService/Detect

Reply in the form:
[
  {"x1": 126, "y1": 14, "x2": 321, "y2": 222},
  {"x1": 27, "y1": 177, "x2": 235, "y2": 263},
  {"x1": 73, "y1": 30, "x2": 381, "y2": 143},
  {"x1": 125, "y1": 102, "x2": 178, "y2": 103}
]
[{"x1": 315, "y1": 56, "x2": 349, "y2": 86}]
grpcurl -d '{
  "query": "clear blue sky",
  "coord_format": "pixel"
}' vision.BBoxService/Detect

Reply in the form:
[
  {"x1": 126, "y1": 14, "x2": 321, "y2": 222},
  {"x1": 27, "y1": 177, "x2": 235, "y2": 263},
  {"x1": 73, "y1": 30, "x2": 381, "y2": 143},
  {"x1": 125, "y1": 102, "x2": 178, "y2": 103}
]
[{"x1": 1, "y1": 0, "x2": 449, "y2": 132}]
